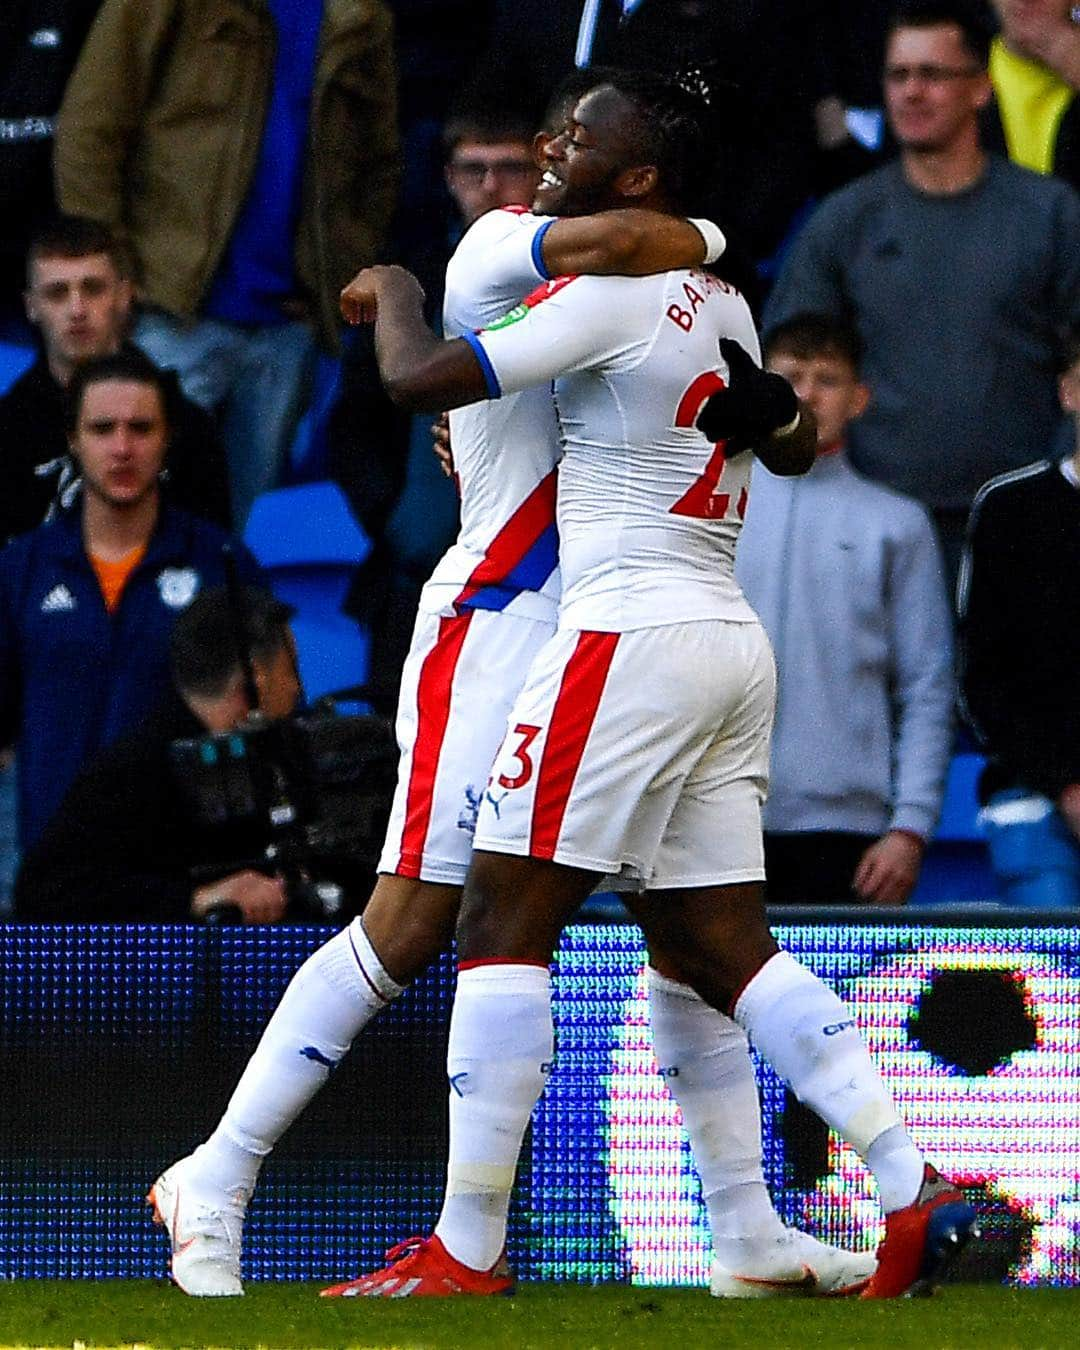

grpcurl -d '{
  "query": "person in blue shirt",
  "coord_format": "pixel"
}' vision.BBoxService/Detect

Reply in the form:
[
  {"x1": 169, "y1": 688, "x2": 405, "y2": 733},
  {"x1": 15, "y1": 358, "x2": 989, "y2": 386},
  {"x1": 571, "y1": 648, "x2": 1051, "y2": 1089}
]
[{"x1": 0, "y1": 347, "x2": 261, "y2": 850}]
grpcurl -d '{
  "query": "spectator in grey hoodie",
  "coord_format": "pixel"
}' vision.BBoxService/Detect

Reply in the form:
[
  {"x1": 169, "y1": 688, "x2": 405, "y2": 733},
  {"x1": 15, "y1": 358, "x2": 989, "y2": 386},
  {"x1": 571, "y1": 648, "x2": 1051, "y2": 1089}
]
[
  {"x1": 763, "y1": 1, "x2": 1080, "y2": 588},
  {"x1": 736, "y1": 313, "x2": 954, "y2": 905}
]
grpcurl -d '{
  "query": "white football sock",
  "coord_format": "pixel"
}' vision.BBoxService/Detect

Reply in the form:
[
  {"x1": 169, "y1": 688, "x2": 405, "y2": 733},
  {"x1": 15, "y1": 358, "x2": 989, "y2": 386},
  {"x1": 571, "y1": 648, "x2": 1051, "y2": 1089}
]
[
  {"x1": 733, "y1": 951, "x2": 924, "y2": 1212},
  {"x1": 193, "y1": 918, "x2": 402, "y2": 1195},
  {"x1": 434, "y1": 964, "x2": 552, "y2": 1271},
  {"x1": 647, "y1": 968, "x2": 785, "y2": 1265}
]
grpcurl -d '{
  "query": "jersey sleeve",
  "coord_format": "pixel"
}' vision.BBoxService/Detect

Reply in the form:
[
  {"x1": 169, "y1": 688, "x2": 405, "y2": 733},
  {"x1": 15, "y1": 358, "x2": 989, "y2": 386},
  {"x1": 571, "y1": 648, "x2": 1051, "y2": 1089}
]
[
  {"x1": 466, "y1": 274, "x2": 645, "y2": 399},
  {"x1": 443, "y1": 208, "x2": 556, "y2": 334}
]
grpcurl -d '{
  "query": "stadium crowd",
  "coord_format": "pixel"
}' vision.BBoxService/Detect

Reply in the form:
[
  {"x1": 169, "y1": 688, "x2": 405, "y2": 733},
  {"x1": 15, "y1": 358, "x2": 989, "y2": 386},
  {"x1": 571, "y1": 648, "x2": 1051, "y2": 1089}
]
[{"x1": 0, "y1": 0, "x2": 1079, "y2": 920}]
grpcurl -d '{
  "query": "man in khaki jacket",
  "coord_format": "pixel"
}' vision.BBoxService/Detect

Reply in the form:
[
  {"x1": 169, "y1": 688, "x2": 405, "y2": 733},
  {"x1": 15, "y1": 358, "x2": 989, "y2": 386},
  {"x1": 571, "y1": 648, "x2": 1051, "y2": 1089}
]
[{"x1": 55, "y1": 0, "x2": 400, "y2": 525}]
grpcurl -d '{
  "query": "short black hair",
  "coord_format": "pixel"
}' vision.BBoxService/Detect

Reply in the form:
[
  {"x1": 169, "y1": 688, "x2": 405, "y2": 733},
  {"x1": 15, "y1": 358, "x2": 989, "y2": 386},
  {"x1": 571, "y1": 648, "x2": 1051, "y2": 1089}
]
[
  {"x1": 887, "y1": 2, "x2": 994, "y2": 67},
  {"x1": 65, "y1": 348, "x2": 175, "y2": 436},
  {"x1": 764, "y1": 312, "x2": 864, "y2": 372},
  {"x1": 170, "y1": 585, "x2": 294, "y2": 700},
  {"x1": 585, "y1": 67, "x2": 713, "y2": 213},
  {"x1": 542, "y1": 68, "x2": 605, "y2": 138},
  {"x1": 27, "y1": 214, "x2": 130, "y2": 286}
]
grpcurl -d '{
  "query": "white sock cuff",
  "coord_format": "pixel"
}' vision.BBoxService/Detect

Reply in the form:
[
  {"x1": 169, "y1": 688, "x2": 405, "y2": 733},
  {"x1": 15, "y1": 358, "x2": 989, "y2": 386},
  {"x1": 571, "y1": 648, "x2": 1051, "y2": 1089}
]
[
  {"x1": 646, "y1": 966, "x2": 700, "y2": 1002},
  {"x1": 732, "y1": 950, "x2": 808, "y2": 1025},
  {"x1": 345, "y1": 917, "x2": 404, "y2": 1003},
  {"x1": 457, "y1": 962, "x2": 551, "y2": 999},
  {"x1": 647, "y1": 967, "x2": 743, "y2": 1031}
]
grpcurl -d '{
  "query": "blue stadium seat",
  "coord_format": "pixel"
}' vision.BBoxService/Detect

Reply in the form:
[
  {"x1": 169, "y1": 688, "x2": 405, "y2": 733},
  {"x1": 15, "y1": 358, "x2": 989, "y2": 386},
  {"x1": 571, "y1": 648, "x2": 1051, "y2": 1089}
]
[
  {"x1": 935, "y1": 752, "x2": 985, "y2": 842},
  {"x1": 243, "y1": 481, "x2": 372, "y2": 701},
  {"x1": 910, "y1": 752, "x2": 1002, "y2": 904},
  {"x1": 0, "y1": 342, "x2": 35, "y2": 396},
  {"x1": 286, "y1": 352, "x2": 341, "y2": 483}
]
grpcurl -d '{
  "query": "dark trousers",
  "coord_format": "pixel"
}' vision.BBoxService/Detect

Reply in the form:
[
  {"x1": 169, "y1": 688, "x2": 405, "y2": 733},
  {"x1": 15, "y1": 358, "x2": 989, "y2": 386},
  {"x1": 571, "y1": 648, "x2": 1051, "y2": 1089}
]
[{"x1": 763, "y1": 831, "x2": 877, "y2": 905}]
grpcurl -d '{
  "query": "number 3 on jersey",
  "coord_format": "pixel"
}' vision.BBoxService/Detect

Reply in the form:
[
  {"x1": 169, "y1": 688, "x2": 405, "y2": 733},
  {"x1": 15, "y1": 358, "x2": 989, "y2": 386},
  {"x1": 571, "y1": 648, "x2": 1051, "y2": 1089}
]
[
  {"x1": 670, "y1": 371, "x2": 748, "y2": 521},
  {"x1": 497, "y1": 723, "x2": 541, "y2": 790}
]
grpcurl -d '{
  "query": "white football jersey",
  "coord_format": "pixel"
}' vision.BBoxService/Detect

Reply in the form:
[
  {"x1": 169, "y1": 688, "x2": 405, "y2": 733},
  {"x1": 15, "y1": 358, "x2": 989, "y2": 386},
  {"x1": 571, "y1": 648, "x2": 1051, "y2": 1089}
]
[
  {"x1": 421, "y1": 207, "x2": 563, "y2": 622},
  {"x1": 471, "y1": 268, "x2": 762, "y2": 631}
]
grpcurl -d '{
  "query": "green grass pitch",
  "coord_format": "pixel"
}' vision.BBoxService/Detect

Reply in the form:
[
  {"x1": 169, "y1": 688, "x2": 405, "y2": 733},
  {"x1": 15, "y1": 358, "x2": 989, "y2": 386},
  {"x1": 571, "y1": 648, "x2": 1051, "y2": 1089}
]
[{"x1": 0, "y1": 1283, "x2": 1077, "y2": 1350}]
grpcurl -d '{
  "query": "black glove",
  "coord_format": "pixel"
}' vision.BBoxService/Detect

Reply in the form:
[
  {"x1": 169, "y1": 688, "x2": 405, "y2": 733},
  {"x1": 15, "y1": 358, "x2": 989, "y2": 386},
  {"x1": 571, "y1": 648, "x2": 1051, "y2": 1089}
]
[{"x1": 696, "y1": 338, "x2": 799, "y2": 451}]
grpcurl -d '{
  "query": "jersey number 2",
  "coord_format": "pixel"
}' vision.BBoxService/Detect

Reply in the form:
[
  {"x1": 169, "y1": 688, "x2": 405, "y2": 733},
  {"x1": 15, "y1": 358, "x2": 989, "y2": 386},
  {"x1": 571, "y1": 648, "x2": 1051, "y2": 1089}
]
[{"x1": 670, "y1": 371, "x2": 748, "y2": 521}]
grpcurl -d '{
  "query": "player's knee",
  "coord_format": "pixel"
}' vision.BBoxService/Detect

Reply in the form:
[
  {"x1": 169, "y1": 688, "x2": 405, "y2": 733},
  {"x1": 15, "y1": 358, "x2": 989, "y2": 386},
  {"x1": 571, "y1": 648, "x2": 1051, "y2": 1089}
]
[
  {"x1": 362, "y1": 878, "x2": 460, "y2": 983},
  {"x1": 456, "y1": 864, "x2": 548, "y2": 960},
  {"x1": 651, "y1": 937, "x2": 774, "y2": 1014},
  {"x1": 455, "y1": 873, "x2": 512, "y2": 958}
]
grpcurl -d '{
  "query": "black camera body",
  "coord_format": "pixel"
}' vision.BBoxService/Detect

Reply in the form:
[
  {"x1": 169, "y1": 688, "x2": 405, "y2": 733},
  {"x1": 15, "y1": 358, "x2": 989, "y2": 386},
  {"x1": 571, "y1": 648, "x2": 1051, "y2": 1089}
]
[{"x1": 169, "y1": 701, "x2": 399, "y2": 917}]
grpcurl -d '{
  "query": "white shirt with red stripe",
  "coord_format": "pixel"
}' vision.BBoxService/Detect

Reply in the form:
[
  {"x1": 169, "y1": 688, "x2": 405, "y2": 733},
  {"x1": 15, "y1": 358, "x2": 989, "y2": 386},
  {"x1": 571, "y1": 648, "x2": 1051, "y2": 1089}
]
[
  {"x1": 469, "y1": 268, "x2": 762, "y2": 632},
  {"x1": 420, "y1": 207, "x2": 563, "y2": 623}
]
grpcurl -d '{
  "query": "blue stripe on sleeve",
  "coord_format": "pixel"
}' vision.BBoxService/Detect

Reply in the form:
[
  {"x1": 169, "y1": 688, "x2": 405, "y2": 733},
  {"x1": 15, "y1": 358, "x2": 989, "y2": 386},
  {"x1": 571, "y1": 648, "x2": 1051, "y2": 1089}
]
[
  {"x1": 531, "y1": 219, "x2": 556, "y2": 280},
  {"x1": 461, "y1": 331, "x2": 502, "y2": 399}
]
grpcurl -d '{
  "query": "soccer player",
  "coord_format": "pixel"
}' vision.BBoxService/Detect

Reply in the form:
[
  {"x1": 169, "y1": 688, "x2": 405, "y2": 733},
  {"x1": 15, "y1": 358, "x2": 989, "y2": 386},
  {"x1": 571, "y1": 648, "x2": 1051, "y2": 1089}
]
[
  {"x1": 148, "y1": 73, "x2": 868, "y2": 1300},
  {"x1": 329, "y1": 71, "x2": 978, "y2": 1301}
]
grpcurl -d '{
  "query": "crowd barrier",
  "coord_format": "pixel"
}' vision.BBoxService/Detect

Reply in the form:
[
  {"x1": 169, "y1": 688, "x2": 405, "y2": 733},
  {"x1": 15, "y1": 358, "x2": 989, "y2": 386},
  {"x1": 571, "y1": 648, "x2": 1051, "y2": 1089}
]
[{"x1": 1, "y1": 915, "x2": 1076, "y2": 1286}]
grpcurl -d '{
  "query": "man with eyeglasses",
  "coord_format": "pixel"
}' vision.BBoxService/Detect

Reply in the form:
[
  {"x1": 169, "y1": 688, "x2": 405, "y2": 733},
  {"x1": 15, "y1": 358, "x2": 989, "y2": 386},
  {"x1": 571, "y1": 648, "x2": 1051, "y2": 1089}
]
[
  {"x1": 765, "y1": 0, "x2": 1080, "y2": 589},
  {"x1": 443, "y1": 101, "x2": 542, "y2": 230}
]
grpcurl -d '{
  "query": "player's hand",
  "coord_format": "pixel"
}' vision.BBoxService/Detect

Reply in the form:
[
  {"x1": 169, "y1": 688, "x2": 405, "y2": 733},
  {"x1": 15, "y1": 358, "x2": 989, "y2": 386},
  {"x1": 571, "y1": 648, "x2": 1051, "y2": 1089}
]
[
  {"x1": 340, "y1": 265, "x2": 426, "y2": 325},
  {"x1": 696, "y1": 338, "x2": 799, "y2": 451},
  {"x1": 852, "y1": 831, "x2": 924, "y2": 906},
  {"x1": 1058, "y1": 783, "x2": 1080, "y2": 843},
  {"x1": 191, "y1": 870, "x2": 289, "y2": 925},
  {"x1": 432, "y1": 412, "x2": 454, "y2": 478}
]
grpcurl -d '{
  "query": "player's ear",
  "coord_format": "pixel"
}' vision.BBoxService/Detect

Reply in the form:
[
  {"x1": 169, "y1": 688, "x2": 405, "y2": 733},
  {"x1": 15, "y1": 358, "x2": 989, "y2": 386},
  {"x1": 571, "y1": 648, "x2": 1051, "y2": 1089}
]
[{"x1": 616, "y1": 163, "x2": 659, "y2": 201}]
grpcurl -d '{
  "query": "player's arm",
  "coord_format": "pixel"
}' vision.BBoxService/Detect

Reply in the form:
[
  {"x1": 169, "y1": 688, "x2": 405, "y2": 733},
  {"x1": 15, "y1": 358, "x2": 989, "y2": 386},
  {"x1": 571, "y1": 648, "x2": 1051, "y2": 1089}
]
[
  {"x1": 342, "y1": 265, "x2": 491, "y2": 412},
  {"x1": 538, "y1": 211, "x2": 724, "y2": 278},
  {"x1": 697, "y1": 338, "x2": 817, "y2": 476}
]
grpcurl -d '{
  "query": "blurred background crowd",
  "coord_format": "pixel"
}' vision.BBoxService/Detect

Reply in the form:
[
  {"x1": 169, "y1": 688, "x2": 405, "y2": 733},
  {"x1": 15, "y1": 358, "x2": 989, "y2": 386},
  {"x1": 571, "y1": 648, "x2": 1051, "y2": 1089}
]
[{"x1": 0, "y1": 0, "x2": 1078, "y2": 922}]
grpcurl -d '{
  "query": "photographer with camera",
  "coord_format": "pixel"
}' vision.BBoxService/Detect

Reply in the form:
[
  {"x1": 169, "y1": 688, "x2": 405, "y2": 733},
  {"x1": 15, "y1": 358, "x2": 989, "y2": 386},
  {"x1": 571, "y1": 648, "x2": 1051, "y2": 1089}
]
[{"x1": 14, "y1": 584, "x2": 387, "y2": 923}]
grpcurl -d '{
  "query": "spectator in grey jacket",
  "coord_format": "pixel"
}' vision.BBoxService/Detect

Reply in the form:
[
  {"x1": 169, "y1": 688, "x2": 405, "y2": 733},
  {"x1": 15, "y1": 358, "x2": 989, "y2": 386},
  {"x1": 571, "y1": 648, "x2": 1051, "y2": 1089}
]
[
  {"x1": 763, "y1": 1, "x2": 1080, "y2": 585},
  {"x1": 736, "y1": 313, "x2": 954, "y2": 906}
]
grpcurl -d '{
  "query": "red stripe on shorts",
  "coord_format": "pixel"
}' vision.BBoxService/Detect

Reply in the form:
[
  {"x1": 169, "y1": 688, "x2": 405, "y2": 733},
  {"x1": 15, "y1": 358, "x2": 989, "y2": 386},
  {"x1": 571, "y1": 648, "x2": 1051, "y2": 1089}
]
[
  {"x1": 395, "y1": 611, "x2": 474, "y2": 876},
  {"x1": 529, "y1": 630, "x2": 619, "y2": 860}
]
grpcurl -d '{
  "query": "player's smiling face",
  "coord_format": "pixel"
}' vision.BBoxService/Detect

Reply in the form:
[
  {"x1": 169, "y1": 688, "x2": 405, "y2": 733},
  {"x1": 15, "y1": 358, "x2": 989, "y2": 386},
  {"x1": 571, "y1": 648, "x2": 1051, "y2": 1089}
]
[{"x1": 534, "y1": 86, "x2": 650, "y2": 218}]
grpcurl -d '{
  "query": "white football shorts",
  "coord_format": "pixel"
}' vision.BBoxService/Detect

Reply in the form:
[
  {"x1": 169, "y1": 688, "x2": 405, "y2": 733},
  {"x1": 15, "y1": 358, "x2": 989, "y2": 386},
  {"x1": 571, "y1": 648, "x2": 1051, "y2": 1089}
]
[
  {"x1": 378, "y1": 605, "x2": 557, "y2": 885},
  {"x1": 473, "y1": 618, "x2": 776, "y2": 889}
]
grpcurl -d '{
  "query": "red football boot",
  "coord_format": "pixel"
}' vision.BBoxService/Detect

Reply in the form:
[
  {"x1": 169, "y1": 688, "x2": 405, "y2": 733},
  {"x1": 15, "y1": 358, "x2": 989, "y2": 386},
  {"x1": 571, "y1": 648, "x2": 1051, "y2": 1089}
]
[
  {"x1": 320, "y1": 1234, "x2": 515, "y2": 1298},
  {"x1": 861, "y1": 1164, "x2": 979, "y2": 1298}
]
